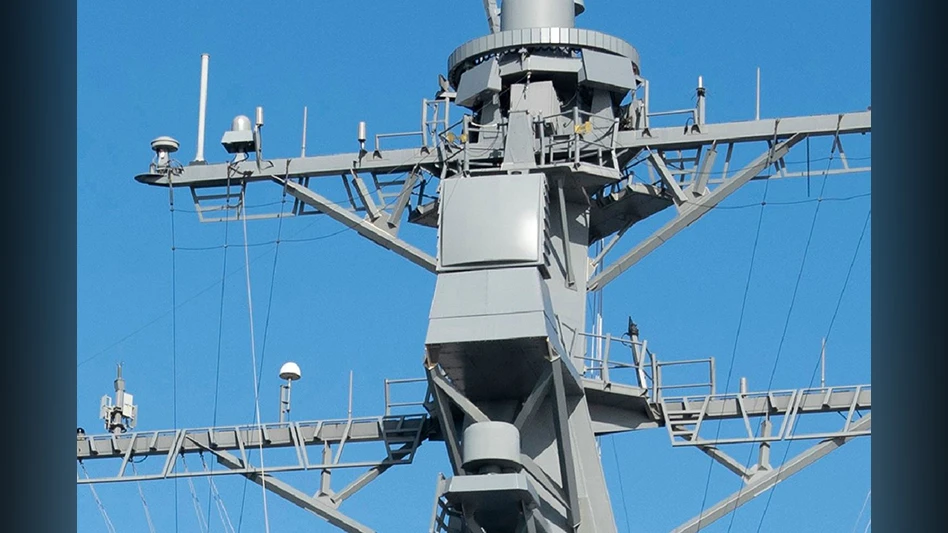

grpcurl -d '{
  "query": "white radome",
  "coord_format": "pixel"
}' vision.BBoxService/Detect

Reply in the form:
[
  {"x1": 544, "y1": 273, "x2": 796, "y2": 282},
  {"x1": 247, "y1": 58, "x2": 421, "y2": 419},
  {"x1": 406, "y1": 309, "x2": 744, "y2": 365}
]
[{"x1": 279, "y1": 361, "x2": 301, "y2": 381}]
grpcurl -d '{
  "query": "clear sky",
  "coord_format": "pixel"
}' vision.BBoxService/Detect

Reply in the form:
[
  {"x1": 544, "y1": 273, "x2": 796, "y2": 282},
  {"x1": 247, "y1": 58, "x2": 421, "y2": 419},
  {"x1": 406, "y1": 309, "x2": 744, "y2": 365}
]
[{"x1": 77, "y1": 1, "x2": 870, "y2": 532}]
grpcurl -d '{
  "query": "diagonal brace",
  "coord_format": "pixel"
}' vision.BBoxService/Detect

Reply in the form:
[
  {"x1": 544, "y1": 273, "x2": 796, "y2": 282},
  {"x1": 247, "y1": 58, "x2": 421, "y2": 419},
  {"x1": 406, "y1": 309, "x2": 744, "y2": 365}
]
[
  {"x1": 698, "y1": 446, "x2": 750, "y2": 479},
  {"x1": 672, "y1": 413, "x2": 870, "y2": 533},
  {"x1": 428, "y1": 372, "x2": 465, "y2": 475},
  {"x1": 589, "y1": 133, "x2": 805, "y2": 291},
  {"x1": 429, "y1": 369, "x2": 490, "y2": 424},
  {"x1": 551, "y1": 359, "x2": 581, "y2": 531},
  {"x1": 514, "y1": 367, "x2": 553, "y2": 430},
  {"x1": 649, "y1": 151, "x2": 689, "y2": 206},
  {"x1": 212, "y1": 447, "x2": 375, "y2": 533},
  {"x1": 279, "y1": 177, "x2": 437, "y2": 272},
  {"x1": 329, "y1": 444, "x2": 414, "y2": 507}
]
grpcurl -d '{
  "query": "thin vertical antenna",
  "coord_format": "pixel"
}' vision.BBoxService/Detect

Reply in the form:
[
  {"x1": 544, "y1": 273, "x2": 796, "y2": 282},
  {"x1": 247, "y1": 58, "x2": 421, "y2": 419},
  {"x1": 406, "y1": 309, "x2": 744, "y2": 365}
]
[
  {"x1": 643, "y1": 79, "x2": 651, "y2": 129},
  {"x1": 821, "y1": 337, "x2": 826, "y2": 388},
  {"x1": 696, "y1": 75, "x2": 706, "y2": 126},
  {"x1": 195, "y1": 53, "x2": 210, "y2": 163},
  {"x1": 300, "y1": 106, "x2": 308, "y2": 157},
  {"x1": 347, "y1": 370, "x2": 354, "y2": 419},
  {"x1": 755, "y1": 67, "x2": 761, "y2": 120}
]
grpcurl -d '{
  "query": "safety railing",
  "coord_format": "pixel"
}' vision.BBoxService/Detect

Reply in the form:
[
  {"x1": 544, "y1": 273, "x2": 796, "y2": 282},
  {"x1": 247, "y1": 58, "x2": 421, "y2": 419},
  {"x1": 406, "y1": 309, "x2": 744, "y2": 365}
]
[
  {"x1": 384, "y1": 377, "x2": 430, "y2": 416},
  {"x1": 572, "y1": 329, "x2": 716, "y2": 403}
]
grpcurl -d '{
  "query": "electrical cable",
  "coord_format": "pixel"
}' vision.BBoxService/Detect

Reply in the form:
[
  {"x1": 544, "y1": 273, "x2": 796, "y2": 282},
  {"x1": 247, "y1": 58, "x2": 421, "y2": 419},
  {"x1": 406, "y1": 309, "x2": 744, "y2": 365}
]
[{"x1": 754, "y1": 208, "x2": 870, "y2": 532}]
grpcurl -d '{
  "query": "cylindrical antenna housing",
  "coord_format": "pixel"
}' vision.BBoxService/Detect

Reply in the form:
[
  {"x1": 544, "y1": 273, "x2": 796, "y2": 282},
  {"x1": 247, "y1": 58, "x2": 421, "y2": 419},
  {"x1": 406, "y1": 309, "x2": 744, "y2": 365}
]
[
  {"x1": 500, "y1": 0, "x2": 575, "y2": 31},
  {"x1": 195, "y1": 53, "x2": 209, "y2": 163},
  {"x1": 696, "y1": 75, "x2": 706, "y2": 126},
  {"x1": 755, "y1": 67, "x2": 761, "y2": 120},
  {"x1": 358, "y1": 121, "x2": 367, "y2": 150},
  {"x1": 255, "y1": 106, "x2": 264, "y2": 128}
]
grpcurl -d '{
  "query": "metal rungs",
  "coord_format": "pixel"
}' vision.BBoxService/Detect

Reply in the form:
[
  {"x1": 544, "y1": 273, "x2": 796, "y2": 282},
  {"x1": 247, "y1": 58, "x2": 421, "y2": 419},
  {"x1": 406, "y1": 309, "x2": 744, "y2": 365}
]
[{"x1": 667, "y1": 412, "x2": 703, "y2": 420}]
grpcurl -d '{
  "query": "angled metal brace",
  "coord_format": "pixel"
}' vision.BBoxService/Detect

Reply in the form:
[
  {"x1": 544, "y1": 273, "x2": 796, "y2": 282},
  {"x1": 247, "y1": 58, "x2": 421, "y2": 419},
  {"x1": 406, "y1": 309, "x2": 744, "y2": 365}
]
[
  {"x1": 212, "y1": 447, "x2": 375, "y2": 533},
  {"x1": 514, "y1": 367, "x2": 553, "y2": 430},
  {"x1": 429, "y1": 368, "x2": 490, "y2": 424},
  {"x1": 557, "y1": 177, "x2": 576, "y2": 287},
  {"x1": 428, "y1": 373, "x2": 465, "y2": 475},
  {"x1": 697, "y1": 446, "x2": 750, "y2": 479},
  {"x1": 589, "y1": 133, "x2": 806, "y2": 291},
  {"x1": 279, "y1": 177, "x2": 437, "y2": 272},
  {"x1": 385, "y1": 169, "x2": 420, "y2": 233},
  {"x1": 520, "y1": 454, "x2": 568, "y2": 508},
  {"x1": 329, "y1": 444, "x2": 414, "y2": 507},
  {"x1": 672, "y1": 413, "x2": 871, "y2": 533},
  {"x1": 551, "y1": 359, "x2": 581, "y2": 531},
  {"x1": 649, "y1": 151, "x2": 689, "y2": 207},
  {"x1": 692, "y1": 142, "x2": 718, "y2": 197},
  {"x1": 350, "y1": 170, "x2": 381, "y2": 221},
  {"x1": 482, "y1": 0, "x2": 500, "y2": 33}
]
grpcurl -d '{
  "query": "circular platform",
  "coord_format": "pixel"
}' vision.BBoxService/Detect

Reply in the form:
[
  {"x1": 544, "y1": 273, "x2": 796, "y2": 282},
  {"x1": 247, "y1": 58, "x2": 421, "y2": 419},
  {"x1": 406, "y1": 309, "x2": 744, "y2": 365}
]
[{"x1": 448, "y1": 27, "x2": 640, "y2": 86}]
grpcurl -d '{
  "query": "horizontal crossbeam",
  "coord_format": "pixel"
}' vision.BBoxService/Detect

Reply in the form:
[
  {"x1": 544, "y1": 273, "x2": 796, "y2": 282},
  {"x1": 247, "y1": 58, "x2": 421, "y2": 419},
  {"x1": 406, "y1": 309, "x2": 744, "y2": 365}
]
[
  {"x1": 672, "y1": 414, "x2": 871, "y2": 533},
  {"x1": 76, "y1": 414, "x2": 428, "y2": 484}
]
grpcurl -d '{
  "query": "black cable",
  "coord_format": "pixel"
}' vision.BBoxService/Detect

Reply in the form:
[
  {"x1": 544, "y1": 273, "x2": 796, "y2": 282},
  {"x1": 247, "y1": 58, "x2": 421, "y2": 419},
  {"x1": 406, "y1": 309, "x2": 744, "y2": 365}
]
[
  {"x1": 744, "y1": 133, "x2": 839, "y2": 531},
  {"x1": 611, "y1": 436, "x2": 633, "y2": 533},
  {"x1": 207, "y1": 176, "x2": 233, "y2": 530},
  {"x1": 255, "y1": 169, "x2": 291, "y2": 409},
  {"x1": 168, "y1": 179, "x2": 180, "y2": 533},
  {"x1": 754, "y1": 209, "x2": 870, "y2": 532},
  {"x1": 696, "y1": 168, "x2": 771, "y2": 529}
]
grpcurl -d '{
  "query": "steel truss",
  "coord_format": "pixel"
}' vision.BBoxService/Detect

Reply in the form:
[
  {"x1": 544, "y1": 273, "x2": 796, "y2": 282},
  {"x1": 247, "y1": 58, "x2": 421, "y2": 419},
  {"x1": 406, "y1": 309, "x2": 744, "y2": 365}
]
[{"x1": 104, "y1": 3, "x2": 871, "y2": 530}]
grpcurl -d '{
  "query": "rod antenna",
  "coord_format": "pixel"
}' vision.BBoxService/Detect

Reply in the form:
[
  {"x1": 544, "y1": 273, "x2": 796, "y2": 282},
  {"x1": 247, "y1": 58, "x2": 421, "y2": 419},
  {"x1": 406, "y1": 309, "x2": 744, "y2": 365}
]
[{"x1": 194, "y1": 53, "x2": 210, "y2": 164}]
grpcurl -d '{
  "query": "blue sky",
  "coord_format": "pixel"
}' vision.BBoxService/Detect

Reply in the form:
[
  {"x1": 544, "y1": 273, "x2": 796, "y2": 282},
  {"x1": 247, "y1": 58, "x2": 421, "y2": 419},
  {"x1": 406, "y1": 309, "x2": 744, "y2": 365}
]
[{"x1": 77, "y1": 1, "x2": 870, "y2": 532}]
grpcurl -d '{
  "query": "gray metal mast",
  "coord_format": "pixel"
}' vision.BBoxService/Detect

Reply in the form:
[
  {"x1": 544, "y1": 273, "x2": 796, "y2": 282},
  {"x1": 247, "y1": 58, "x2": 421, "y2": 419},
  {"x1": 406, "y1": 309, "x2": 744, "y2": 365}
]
[{"x1": 77, "y1": 1, "x2": 870, "y2": 531}]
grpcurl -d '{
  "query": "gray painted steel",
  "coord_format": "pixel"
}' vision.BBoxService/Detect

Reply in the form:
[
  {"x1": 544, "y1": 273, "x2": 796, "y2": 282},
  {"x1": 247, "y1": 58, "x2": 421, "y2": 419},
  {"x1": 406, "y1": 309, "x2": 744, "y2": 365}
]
[
  {"x1": 447, "y1": 28, "x2": 640, "y2": 86},
  {"x1": 83, "y1": 1, "x2": 872, "y2": 531},
  {"x1": 500, "y1": 0, "x2": 575, "y2": 31}
]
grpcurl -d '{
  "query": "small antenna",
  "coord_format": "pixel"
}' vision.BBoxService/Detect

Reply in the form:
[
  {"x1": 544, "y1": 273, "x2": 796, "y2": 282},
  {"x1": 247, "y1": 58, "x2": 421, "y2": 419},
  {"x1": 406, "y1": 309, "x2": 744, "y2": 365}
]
[
  {"x1": 696, "y1": 75, "x2": 706, "y2": 126},
  {"x1": 254, "y1": 106, "x2": 264, "y2": 171},
  {"x1": 358, "y1": 121, "x2": 367, "y2": 153},
  {"x1": 301, "y1": 106, "x2": 308, "y2": 157},
  {"x1": 347, "y1": 370, "x2": 354, "y2": 420},
  {"x1": 755, "y1": 67, "x2": 761, "y2": 120},
  {"x1": 194, "y1": 53, "x2": 210, "y2": 164},
  {"x1": 279, "y1": 361, "x2": 302, "y2": 423},
  {"x1": 820, "y1": 337, "x2": 826, "y2": 388},
  {"x1": 101, "y1": 363, "x2": 137, "y2": 434}
]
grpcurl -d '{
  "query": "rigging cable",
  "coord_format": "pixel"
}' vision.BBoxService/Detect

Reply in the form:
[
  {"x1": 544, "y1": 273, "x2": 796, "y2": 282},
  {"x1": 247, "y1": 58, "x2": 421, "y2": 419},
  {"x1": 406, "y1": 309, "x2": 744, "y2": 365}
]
[
  {"x1": 726, "y1": 144, "x2": 863, "y2": 531},
  {"x1": 224, "y1": 167, "x2": 421, "y2": 532},
  {"x1": 201, "y1": 452, "x2": 238, "y2": 533},
  {"x1": 749, "y1": 130, "x2": 844, "y2": 530},
  {"x1": 80, "y1": 463, "x2": 117, "y2": 533},
  {"x1": 255, "y1": 162, "x2": 292, "y2": 403},
  {"x1": 236, "y1": 164, "x2": 291, "y2": 533},
  {"x1": 754, "y1": 208, "x2": 870, "y2": 532},
  {"x1": 76, "y1": 174, "x2": 399, "y2": 368},
  {"x1": 207, "y1": 172, "x2": 234, "y2": 527},
  {"x1": 695, "y1": 135, "x2": 776, "y2": 530},
  {"x1": 724, "y1": 129, "x2": 843, "y2": 530},
  {"x1": 851, "y1": 488, "x2": 872, "y2": 533},
  {"x1": 238, "y1": 185, "x2": 272, "y2": 533},
  {"x1": 182, "y1": 456, "x2": 210, "y2": 533},
  {"x1": 130, "y1": 462, "x2": 158, "y2": 533},
  {"x1": 610, "y1": 436, "x2": 633, "y2": 533},
  {"x1": 760, "y1": 126, "x2": 841, "y2": 391},
  {"x1": 168, "y1": 171, "x2": 181, "y2": 532}
]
